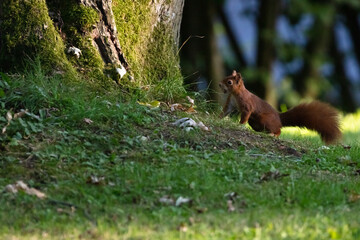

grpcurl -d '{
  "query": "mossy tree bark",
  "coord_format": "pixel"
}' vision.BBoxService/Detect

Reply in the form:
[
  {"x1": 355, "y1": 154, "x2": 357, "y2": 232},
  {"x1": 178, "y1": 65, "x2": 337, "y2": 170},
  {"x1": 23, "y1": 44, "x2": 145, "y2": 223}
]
[
  {"x1": 0, "y1": 0, "x2": 185, "y2": 98},
  {"x1": 78, "y1": 0, "x2": 129, "y2": 69}
]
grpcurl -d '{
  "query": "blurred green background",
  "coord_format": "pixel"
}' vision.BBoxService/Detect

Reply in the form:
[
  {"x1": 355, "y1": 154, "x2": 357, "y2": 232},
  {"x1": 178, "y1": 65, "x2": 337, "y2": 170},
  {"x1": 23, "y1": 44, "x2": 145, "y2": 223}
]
[{"x1": 180, "y1": 0, "x2": 360, "y2": 112}]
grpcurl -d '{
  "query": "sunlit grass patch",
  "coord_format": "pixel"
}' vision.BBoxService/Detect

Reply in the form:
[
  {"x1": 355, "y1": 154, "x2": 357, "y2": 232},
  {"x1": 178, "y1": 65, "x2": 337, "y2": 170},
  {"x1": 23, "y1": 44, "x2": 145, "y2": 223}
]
[
  {"x1": 280, "y1": 111, "x2": 360, "y2": 147},
  {"x1": 280, "y1": 127, "x2": 321, "y2": 146},
  {"x1": 342, "y1": 110, "x2": 360, "y2": 132},
  {"x1": 341, "y1": 110, "x2": 360, "y2": 146}
]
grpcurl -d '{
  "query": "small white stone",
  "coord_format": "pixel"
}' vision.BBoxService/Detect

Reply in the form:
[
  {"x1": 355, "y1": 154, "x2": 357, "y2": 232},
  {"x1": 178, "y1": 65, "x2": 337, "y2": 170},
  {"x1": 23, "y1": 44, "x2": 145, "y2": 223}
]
[
  {"x1": 175, "y1": 196, "x2": 191, "y2": 206},
  {"x1": 185, "y1": 127, "x2": 193, "y2": 132},
  {"x1": 172, "y1": 117, "x2": 190, "y2": 126},
  {"x1": 67, "y1": 46, "x2": 82, "y2": 58},
  {"x1": 319, "y1": 146, "x2": 330, "y2": 150},
  {"x1": 179, "y1": 119, "x2": 197, "y2": 128},
  {"x1": 116, "y1": 65, "x2": 127, "y2": 79},
  {"x1": 140, "y1": 136, "x2": 148, "y2": 142}
]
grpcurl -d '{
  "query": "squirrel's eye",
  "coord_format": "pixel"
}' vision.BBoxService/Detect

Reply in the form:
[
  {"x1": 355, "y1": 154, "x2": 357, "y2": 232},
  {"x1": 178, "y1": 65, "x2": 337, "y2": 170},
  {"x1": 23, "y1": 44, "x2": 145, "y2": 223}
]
[{"x1": 227, "y1": 80, "x2": 232, "y2": 85}]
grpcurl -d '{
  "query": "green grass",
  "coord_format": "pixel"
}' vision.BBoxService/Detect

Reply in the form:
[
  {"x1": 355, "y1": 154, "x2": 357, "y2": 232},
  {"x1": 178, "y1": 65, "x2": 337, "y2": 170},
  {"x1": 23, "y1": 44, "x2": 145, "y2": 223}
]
[{"x1": 1, "y1": 69, "x2": 360, "y2": 239}]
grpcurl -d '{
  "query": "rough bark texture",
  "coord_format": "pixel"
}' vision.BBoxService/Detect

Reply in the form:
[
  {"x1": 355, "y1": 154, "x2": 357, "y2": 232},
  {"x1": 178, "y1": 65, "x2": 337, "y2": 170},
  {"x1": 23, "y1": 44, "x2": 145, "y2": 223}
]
[
  {"x1": 79, "y1": 0, "x2": 128, "y2": 69},
  {"x1": 152, "y1": 0, "x2": 185, "y2": 48}
]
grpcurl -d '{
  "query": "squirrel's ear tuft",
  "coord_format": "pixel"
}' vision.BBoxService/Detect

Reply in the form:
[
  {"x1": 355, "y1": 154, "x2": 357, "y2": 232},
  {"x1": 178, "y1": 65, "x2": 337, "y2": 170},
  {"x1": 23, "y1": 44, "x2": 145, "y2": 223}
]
[
  {"x1": 232, "y1": 70, "x2": 237, "y2": 76},
  {"x1": 238, "y1": 72, "x2": 242, "y2": 78}
]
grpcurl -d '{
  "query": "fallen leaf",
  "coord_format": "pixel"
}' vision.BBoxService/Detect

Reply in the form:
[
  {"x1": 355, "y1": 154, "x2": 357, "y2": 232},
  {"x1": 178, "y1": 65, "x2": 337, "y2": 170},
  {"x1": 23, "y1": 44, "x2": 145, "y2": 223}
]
[
  {"x1": 168, "y1": 97, "x2": 197, "y2": 113},
  {"x1": 149, "y1": 100, "x2": 160, "y2": 108},
  {"x1": 197, "y1": 121, "x2": 210, "y2": 131},
  {"x1": 185, "y1": 106, "x2": 197, "y2": 113},
  {"x1": 5, "y1": 184, "x2": 18, "y2": 193},
  {"x1": 57, "y1": 208, "x2": 65, "y2": 213},
  {"x1": 83, "y1": 118, "x2": 93, "y2": 124},
  {"x1": 26, "y1": 188, "x2": 46, "y2": 199},
  {"x1": 159, "y1": 195, "x2": 174, "y2": 205},
  {"x1": 15, "y1": 180, "x2": 28, "y2": 190},
  {"x1": 14, "y1": 110, "x2": 28, "y2": 119},
  {"x1": 175, "y1": 196, "x2": 191, "y2": 207},
  {"x1": 227, "y1": 200, "x2": 235, "y2": 212},
  {"x1": 186, "y1": 96, "x2": 194, "y2": 105},
  {"x1": 5, "y1": 181, "x2": 46, "y2": 199},
  {"x1": 6, "y1": 110, "x2": 13, "y2": 122},
  {"x1": 170, "y1": 103, "x2": 186, "y2": 112},
  {"x1": 349, "y1": 192, "x2": 360, "y2": 203},
  {"x1": 137, "y1": 100, "x2": 160, "y2": 108},
  {"x1": 177, "y1": 223, "x2": 188, "y2": 232},
  {"x1": 87, "y1": 176, "x2": 105, "y2": 185},
  {"x1": 2, "y1": 124, "x2": 8, "y2": 134}
]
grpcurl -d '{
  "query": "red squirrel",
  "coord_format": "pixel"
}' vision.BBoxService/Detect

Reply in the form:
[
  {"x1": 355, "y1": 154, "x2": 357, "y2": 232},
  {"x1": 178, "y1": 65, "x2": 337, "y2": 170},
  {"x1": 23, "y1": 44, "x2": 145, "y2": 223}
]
[{"x1": 219, "y1": 70, "x2": 342, "y2": 144}]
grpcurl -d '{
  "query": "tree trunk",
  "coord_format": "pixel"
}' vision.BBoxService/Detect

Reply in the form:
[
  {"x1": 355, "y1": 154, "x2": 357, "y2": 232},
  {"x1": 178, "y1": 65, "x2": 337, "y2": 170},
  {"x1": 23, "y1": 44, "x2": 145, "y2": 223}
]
[
  {"x1": 293, "y1": 2, "x2": 335, "y2": 100},
  {"x1": 79, "y1": 0, "x2": 128, "y2": 69},
  {"x1": 330, "y1": 26, "x2": 357, "y2": 112},
  {"x1": 152, "y1": 0, "x2": 184, "y2": 49},
  {"x1": 180, "y1": 0, "x2": 225, "y2": 102},
  {"x1": 256, "y1": 0, "x2": 281, "y2": 107},
  {"x1": 0, "y1": 0, "x2": 185, "y2": 93},
  {"x1": 217, "y1": 5, "x2": 247, "y2": 68},
  {"x1": 342, "y1": 4, "x2": 360, "y2": 68}
]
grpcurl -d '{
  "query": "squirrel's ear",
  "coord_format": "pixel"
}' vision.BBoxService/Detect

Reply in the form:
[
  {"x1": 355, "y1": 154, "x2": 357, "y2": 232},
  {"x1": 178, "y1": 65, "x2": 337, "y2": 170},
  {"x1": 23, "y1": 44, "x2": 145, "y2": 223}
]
[
  {"x1": 236, "y1": 72, "x2": 243, "y2": 84},
  {"x1": 232, "y1": 70, "x2": 237, "y2": 76}
]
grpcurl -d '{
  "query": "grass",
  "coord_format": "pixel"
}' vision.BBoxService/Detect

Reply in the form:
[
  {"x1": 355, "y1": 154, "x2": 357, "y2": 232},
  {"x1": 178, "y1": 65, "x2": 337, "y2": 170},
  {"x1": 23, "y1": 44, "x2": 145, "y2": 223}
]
[{"x1": 1, "y1": 68, "x2": 360, "y2": 239}]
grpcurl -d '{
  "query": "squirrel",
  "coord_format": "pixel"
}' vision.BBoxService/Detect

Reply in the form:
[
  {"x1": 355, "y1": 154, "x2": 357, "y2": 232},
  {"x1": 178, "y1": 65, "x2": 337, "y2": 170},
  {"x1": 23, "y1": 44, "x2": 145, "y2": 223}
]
[{"x1": 219, "y1": 70, "x2": 342, "y2": 144}]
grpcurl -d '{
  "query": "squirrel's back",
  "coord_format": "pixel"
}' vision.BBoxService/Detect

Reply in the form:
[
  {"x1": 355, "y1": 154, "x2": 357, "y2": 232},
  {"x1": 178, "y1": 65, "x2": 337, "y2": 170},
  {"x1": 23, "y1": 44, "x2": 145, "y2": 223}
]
[{"x1": 280, "y1": 101, "x2": 341, "y2": 144}]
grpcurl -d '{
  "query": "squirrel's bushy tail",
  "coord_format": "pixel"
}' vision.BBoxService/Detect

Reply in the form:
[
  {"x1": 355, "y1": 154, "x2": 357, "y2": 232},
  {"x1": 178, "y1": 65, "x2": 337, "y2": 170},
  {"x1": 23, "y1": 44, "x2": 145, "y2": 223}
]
[{"x1": 279, "y1": 101, "x2": 341, "y2": 144}]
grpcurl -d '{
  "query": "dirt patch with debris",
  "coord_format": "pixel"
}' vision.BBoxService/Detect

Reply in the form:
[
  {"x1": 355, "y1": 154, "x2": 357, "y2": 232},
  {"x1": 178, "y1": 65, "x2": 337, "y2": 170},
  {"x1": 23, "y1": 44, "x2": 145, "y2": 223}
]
[
  {"x1": 155, "y1": 120, "x2": 304, "y2": 157},
  {"x1": 212, "y1": 126, "x2": 303, "y2": 157}
]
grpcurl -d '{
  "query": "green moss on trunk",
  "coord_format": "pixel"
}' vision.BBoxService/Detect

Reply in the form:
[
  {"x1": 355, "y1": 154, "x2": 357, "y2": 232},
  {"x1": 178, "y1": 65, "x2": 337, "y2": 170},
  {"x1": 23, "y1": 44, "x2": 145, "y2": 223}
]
[
  {"x1": 47, "y1": 0, "x2": 104, "y2": 71},
  {"x1": 0, "y1": 0, "x2": 72, "y2": 73},
  {"x1": 112, "y1": 0, "x2": 185, "y2": 101}
]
